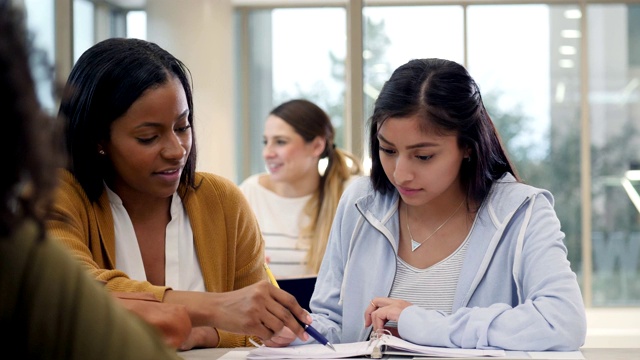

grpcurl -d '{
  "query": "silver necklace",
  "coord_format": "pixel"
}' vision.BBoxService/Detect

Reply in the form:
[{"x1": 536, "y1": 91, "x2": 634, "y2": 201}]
[{"x1": 405, "y1": 199, "x2": 465, "y2": 252}]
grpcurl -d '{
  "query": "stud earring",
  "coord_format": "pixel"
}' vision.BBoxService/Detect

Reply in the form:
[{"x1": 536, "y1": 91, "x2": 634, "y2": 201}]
[{"x1": 99, "y1": 150, "x2": 105, "y2": 155}]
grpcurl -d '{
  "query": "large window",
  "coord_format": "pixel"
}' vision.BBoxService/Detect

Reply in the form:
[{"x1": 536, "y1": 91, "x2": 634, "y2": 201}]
[
  {"x1": 588, "y1": 4, "x2": 640, "y2": 306},
  {"x1": 72, "y1": 0, "x2": 146, "y2": 65},
  {"x1": 467, "y1": 4, "x2": 584, "y2": 284},
  {"x1": 235, "y1": 7, "x2": 347, "y2": 178},
  {"x1": 73, "y1": 0, "x2": 95, "y2": 63},
  {"x1": 361, "y1": 5, "x2": 464, "y2": 160},
  {"x1": 126, "y1": 10, "x2": 147, "y2": 39},
  {"x1": 23, "y1": 0, "x2": 55, "y2": 112},
  {"x1": 235, "y1": 1, "x2": 640, "y2": 309},
  {"x1": 362, "y1": 5, "x2": 464, "y2": 103}
]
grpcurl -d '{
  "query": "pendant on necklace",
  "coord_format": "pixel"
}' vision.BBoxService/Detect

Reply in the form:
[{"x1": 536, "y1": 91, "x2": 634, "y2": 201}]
[{"x1": 411, "y1": 238, "x2": 422, "y2": 252}]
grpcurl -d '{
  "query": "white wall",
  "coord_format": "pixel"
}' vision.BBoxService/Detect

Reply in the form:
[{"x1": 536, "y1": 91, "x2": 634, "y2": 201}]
[{"x1": 146, "y1": 0, "x2": 236, "y2": 181}]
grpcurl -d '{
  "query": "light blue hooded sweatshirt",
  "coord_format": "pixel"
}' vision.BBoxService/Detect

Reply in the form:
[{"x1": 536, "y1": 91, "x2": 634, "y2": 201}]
[{"x1": 302, "y1": 174, "x2": 586, "y2": 351}]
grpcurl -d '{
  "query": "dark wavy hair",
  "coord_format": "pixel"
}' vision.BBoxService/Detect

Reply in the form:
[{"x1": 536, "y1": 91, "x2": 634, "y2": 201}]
[
  {"x1": 369, "y1": 58, "x2": 518, "y2": 208},
  {"x1": 59, "y1": 38, "x2": 197, "y2": 202},
  {"x1": 0, "y1": 2, "x2": 62, "y2": 238}
]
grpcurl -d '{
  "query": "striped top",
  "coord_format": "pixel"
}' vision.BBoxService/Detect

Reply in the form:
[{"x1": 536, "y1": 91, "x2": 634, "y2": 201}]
[
  {"x1": 239, "y1": 174, "x2": 312, "y2": 278},
  {"x1": 385, "y1": 235, "x2": 470, "y2": 327}
]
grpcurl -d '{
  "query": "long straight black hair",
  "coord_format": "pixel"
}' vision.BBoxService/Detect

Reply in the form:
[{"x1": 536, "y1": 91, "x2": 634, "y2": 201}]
[
  {"x1": 59, "y1": 38, "x2": 197, "y2": 202},
  {"x1": 368, "y1": 58, "x2": 518, "y2": 208}
]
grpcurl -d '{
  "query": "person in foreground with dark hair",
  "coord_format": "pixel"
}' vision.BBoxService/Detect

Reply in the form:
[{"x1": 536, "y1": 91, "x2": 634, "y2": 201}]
[
  {"x1": 280, "y1": 58, "x2": 586, "y2": 351},
  {"x1": 47, "y1": 37, "x2": 310, "y2": 349},
  {"x1": 0, "y1": 2, "x2": 182, "y2": 358}
]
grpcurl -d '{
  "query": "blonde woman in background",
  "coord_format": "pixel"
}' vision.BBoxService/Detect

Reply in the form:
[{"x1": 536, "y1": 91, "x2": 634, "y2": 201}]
[{"x1": 240, "y1": 99, "x2": 363, "y2": 278}]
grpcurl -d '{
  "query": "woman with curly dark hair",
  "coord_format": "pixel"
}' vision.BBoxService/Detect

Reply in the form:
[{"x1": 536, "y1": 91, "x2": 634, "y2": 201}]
[{"x1": 0, "y1": 2, "x2": 182, "y2": 358}]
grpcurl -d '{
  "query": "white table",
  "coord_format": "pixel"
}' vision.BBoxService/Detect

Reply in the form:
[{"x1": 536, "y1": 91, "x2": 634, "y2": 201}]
[{"x1": 178, "y1": 347, "x2": 639, "y2": 360}]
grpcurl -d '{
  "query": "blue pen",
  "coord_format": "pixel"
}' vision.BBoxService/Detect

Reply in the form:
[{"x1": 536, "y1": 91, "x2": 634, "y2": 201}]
[
  {"x1": 295, "y1": 317, "x2": 336, "y2": 351},
  {"x1": 264, "y1": 263, "x2": 336, "y2": 351}
]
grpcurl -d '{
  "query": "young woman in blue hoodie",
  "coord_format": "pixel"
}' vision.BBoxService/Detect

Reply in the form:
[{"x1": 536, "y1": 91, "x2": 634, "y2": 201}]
[{"x1": 283, "y1": 58, "x2": 586, "y2": 351}]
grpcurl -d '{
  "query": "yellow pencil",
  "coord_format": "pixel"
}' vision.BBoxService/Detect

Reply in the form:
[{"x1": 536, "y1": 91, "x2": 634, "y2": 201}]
[
  {"x1": 263, "y1": 263, "x2": 280, "y2": 288},
  {"x1": 263, "y1": 262, "x2": 335, "y2": 351}
]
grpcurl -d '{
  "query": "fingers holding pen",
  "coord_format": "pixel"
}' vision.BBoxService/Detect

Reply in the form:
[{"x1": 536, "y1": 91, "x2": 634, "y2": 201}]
[
  {"x1": 262, "y1": 326, "x2": 297, "y2": 347},
  {"x1": 262, "y1": 263, "x2": 311, "y2": 342},
  {"x1": 164, "y1": 280, "x2": 310, "y2": 343},
  {"x1": 178, "y1": 281, "x2": 294, "y2": 340},
  {"x1": 229, "y1": 280, "x2": 309, "y2": 342},
  {"x1": 264, "y1": 280, "x2": 310, "y2": 342}
]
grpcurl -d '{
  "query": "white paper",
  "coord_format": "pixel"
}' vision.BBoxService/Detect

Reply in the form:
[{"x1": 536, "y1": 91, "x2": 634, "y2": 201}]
[
  {"x1": 247, "y1": 341, "x2": 373, "y2": 360},
  {"x1": 381, "y1": 335, "x2": 505, "y2": 358},
  {"x1": 218, "y1": 350, "x2": 252, "y2": 360},
  {"x1": 247, "y1": 336, "x2": 506, "y2": 359}
]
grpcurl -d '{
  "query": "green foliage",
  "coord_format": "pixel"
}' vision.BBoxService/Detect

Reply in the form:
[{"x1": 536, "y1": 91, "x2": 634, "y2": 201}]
[{"x1": 486, "y1": 90, "x2": 583, "y2": 270}]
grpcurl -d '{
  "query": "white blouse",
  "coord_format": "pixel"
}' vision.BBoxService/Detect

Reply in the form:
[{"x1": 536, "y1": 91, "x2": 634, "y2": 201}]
[{"x1": 106, "y1": 186, "x2": 205, "y2": 291}]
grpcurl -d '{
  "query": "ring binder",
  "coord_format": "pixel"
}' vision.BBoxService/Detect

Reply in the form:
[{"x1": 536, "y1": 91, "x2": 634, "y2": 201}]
[
  {"x1": 246, "y1": 328, "x2": 506, "y2": 359},
  {"x1": 368, "y1": 329, "x2": 392, "y2": 359}
]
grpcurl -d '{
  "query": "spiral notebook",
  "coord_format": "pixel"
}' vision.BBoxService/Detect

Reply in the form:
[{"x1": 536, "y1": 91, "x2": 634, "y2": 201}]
[{"x1": 246, "y1": 329, "x2": 505, "y2": 359}]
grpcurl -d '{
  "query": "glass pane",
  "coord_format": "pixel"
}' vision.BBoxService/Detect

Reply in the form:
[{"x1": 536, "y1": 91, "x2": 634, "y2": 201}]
[
  {"x1": 24, "y1": 0, "x2": 55, "y2": 112},
  {"x1": 467, "y1": 4, "x2": 583, "y2": 279},
  {"x1": 588, "y1": 4, "x2": 640, "y2": 306},
  {"x1": 271, "y1": 8, "x2": 347, "y2": 143},
  {"x1": 362, "y1": 5, "x2": 464, "y2": 124},
  {"x1": 73, "y1": 0, "x2": 94, "y2": 63},
  {"x1": 239, "y1": 7, "x2": 347, "y2": 178},
  {"x1": 126, "y1": 11, "x2": 147, "y2": 40}
]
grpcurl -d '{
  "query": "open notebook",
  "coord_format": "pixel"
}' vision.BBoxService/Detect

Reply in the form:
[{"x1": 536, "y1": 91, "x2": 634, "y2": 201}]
[{"x1": 247, "y1": 330, "x2": 505, "y2": 359}]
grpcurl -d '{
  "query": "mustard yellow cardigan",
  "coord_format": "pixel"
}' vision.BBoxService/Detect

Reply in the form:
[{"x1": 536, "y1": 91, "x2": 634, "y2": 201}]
[{"x1": 47, "y1": 169, "x2": 266, "y2": 348}]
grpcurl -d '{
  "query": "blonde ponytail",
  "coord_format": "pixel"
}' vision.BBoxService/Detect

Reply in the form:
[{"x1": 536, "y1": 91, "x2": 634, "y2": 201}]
[{"x1": 304, "y1": 147, "x2": 363, "y2": 273}]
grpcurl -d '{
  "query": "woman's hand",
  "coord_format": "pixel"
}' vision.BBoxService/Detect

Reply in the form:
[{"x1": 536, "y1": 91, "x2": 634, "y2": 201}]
[
  {"x1": 364, "y1": 297, "x2": 412, "y2": 332},
  {"x1": 164, "y1": 280, "x2": 310, "y2": 343},
  {"x1": 178, "y1": 326, "x2": 219, "y2": 350},
  {"x1": 262, "y1": 326, "x2": 297, "y2": 347}
]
